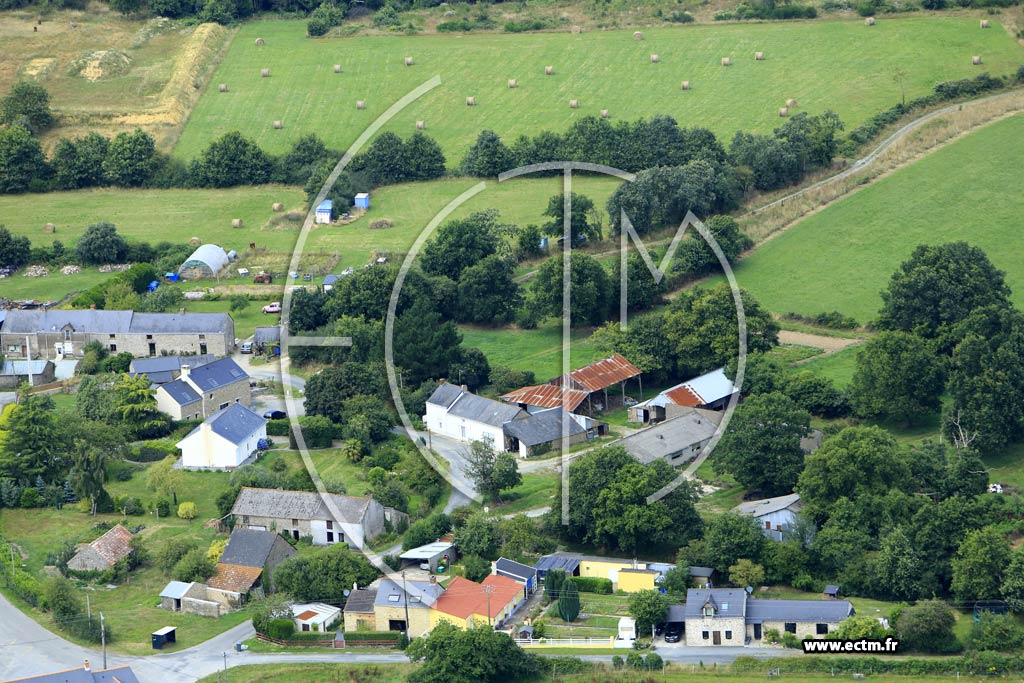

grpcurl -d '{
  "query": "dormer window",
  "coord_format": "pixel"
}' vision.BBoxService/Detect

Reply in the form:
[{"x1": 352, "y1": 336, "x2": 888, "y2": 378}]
[
  {"x1": 63, "y1": 329, "x2": 71, "y2": 341},
  {"x1": 703, "y1": 605, "x2": 716, "y2": 617}
]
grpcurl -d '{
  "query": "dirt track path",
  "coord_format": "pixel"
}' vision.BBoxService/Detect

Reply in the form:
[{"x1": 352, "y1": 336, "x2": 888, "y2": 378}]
[{"x1": 778, "y1": 330, "x2": 863, "y2": 356}]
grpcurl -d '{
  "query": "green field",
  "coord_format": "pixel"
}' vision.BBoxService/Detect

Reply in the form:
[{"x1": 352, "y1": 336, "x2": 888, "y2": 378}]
[
  {"x1": 174, "y1": 17, "x2": 1024, "y2": 161},
  {"x1": 460, "y1": 320, "x2": 606, "y2": 381},
  {"x1": 730, "y1": 113, "x2": 1024, "y2": 321}
]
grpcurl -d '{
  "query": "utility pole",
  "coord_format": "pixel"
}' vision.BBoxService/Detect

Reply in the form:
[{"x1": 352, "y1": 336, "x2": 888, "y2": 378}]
[
  {"x1": 223, "y1": 651, "x2": 228, "y2": 683},
  {"x1": 484, "y1": 585, "x2": 494, "y2": 628},
  {"x1": 401, "y1": 571, "x2": 411, "y2": 639},
  {"x1": 86, "y1": 594, "x2": 91, "y2": 623},
  {"x1": 100, "y1": 613, "x2": 106, "y2": 670}
]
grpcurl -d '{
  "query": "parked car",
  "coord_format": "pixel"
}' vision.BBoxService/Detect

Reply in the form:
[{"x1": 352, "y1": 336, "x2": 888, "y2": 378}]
[
  {"x1": 664, "y1": 623, "x2": 683, "y2": 643},
  {"x1": 263, "y1": 410, "x2": 286, "y2": 420},
  {"x1": 240, "y1": 341, "x2": 253, "y2": 354},
  {"x1": 262, "y1": 302, "x2": 282, "y2": 314}
]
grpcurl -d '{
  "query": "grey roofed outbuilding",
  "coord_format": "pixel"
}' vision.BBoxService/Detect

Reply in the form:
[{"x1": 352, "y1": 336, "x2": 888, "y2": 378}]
[
  {"x1": 375, "y1": 578, "x2": 443, "y2": 609},
  {"x1": 0, "y1": 360, "x2": 51, "y2": 375},
  {"x1": 218, "y1": 529, "x2": 284, "y2": 568},
  {"x1": 399, "y1": 541, "x2": 454, "y2": 561},
  {"x1": 183, "y1": 357, "x2": 248, "y2": 392},
  {"x1": 128, "y1": 312, "x2": 232, "y2": 334},
  {"x1": 159, "y1": 580, "x2": 194, "y2": 600},
  {"x1": 447, "y1": 390, "x2": 525, "y2": 428},
  {"x1": 503, "y1": 408, "x2": 584, "y2": 447},
  {"x1": 5, "y1": 666, "x2": 141, "y2": 683},
  {"x1": 533, "y1": 554, "x2": 581, "y2": 575},
  {"x1": 689, "y1": 566, "x2": 715, "y2": 578},
  {"x1": 343, "y1": 588, "x2": 377, "y2": 614},
  {"x1": 1, "y1": 309, "x2": 232, "y2": 335},
  {"x1": 190, "y1": 404, "x2": 265, "y2": 445},
  {"x1": 683, "y1": 589, "x2": 748, "y2": 619},
  {"x1": 323, "y1": 274, "x2": 339, "y2": 286},
  {"x1": 745, "y1": 599, "x2": 854, "y2": 623},
  {"x1": 495, "y1": 557, "x2": 537, "y2": 582},
  {"x1": 231, "y1": 487, "x2": 372, "y2": 525},
  {"x1": 161, "y1": 378, "x2": 202, "y2": 406},
  {"x1": 613, "y1": 412, "x2": 718, "y2": 464},
  {"x1": 733, "y1": 493, "x2": 802, "y2": 518},
  {"x1": 426, "y1": 382, "x2": 463, "y2": 409},
  {"x1": 253, "y1": 326, "x2": 281, "y2": 345},
  {"x1": 129, "y1": 354, "x2": 214, "y2": 384},
  {"x1": 823, "y1": 584, "x2": 841, "y2": 597}
]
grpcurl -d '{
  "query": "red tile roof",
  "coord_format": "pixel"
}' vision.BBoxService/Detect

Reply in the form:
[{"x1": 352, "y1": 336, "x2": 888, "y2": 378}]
[
  {"x1": 295, "y1": 610, "x2": 318, "y2": 621},
  {"x1": 90, "y1": 524, "x2": 134, "y2": 566},
  {"x1": 207, "y1": 563, "x2": 263, "y2": 594},
  {"x1": 664, "y1": 384, "x2": 703, "y2": 407},
  {"x1": 501, "y1": 384, "x2": 590, "y2": 411},
  {"x1": 433, "y1": 575, "x2": 522, "y2": 621},
  {"x1": 564, "y1": 354, "x2": 641, "y2": 392}
]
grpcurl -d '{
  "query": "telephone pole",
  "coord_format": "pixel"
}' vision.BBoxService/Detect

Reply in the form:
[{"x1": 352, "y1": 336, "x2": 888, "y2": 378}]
[
  {"x1": 100, "y1": 612, "x2": 106, "y2": 670},
  {"x1": 401, "y1": 571, "x2": 411, "y2": 638},
  {"x1": 484, "y1": 585, "x2": 494, "y2": 628}
]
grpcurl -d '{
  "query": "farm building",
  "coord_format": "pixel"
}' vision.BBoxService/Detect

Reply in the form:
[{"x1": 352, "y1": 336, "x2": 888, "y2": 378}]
[
  {"x1": 67, "y1": 524, "x2": 135, "y2": 572},
  {"x1": 178, "y1": 244, "x2": 230, "y2": 280},
  {"x1": 0, "y1": 360, "x2": 55, "y2": 389},
  {"x1": 493, "y1": 558, "x2": 538, "y2": 598},
  {"x1": 502, "y1": 354, "x2": 641, "y2": 415},
  {"x1": 354, "y1": 192, "x2": 370, "y2": 210},
  {"x1": 629, "y1": 368, "x2": 738, "y2": 423},
  {"x1": 733, "y1": 493, "x2": 804, "y2": 542},
  {"x1": 399, "y1": 540, "x2": 455, "y2": 572},
  {"x1": 315, "y1": 200, "x2": 333, "y2": 224},
  {"x1": 322, "y1": 274, "x2": 339, "y2": 292},
  {"x1": 613, "y1": 410, "x2": 720, "y2": 467}
]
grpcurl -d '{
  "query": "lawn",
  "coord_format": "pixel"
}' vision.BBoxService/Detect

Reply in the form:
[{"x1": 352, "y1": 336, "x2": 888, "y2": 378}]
[
  {"x1": 730, "y1": 113, "x2": 1024, "y2": 321},
  {"x1": 198, "y1": 664, "x2": 414, "y2": 683},
  {"x1": 0, "y1": 462, "x2": 246, "y2": 655},
  {"x1": 174, "y1": 17, "x2": 1024, "y2": 161},
  {"x1": 492, "y1": 470, "x2": 560, "y2": 515},
  {"x1": 799, "y1": 347, "x2": 859, "y2": 389},
  {"x1": 460, "y1": 320, "x2": 606, "y2": 381}
]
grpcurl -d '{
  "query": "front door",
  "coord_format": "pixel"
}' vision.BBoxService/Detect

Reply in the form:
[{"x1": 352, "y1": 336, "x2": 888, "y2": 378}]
[
  {"x1": 713, "y1": 631, "x2": 722, "y2": 645},
  {"x1": 148, "y1": 342, "x2": 156, "y2": 356},
  {"x1": 753, "y1": 623, "x2": 762, "y2": 640}
]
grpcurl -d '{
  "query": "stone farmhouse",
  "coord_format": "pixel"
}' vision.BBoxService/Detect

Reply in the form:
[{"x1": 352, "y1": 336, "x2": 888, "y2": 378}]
[
  {"x1": 0, "y1": 309, "x2": 234, "y2": 361},
  {"x1": 155, "y1": 357, "x2": 251, "y2": 421}
]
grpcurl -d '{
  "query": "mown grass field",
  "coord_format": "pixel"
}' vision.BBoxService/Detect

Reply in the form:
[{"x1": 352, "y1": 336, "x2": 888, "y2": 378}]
[
  {"x1": 459, "y1": 320, "x2": 605, "y2": 381},
  {"x1": 731, "y1": 113, "x2": 1024, "y2": 322},
  {"x1": 174, "y1": 16, "x2": 1024, "y2": 161}
]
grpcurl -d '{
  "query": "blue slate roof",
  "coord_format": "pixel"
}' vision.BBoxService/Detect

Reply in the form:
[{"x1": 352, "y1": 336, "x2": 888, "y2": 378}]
[
  {"x1": 426, "y1": 382, "x2": 463, "y2": 409},
  {"x1": 1, "y1": 309, "x2": 231, "y2": 335},
  {"x1": 317, "y1": 200, "x2": 333, "y2": 211},
  {"x1": 503, "y1": 408, "x2": 585, "y2": 447},
  {"x1": 219, "y1": 529, "x2": 293, "y2": 568},
  {"x1": 375, "y1": 578, "x2": 443, "y2": 609},
  {"x1": 495, "y1": 557, "x2": 537, "y2": 581},
  {"x1": 162, "y1": 378, "x2": 201, "y2": 406},
  {"x1": 746, "y1": 599, "x2": 854, "y2": 623},
  {"x1": 130, "y1": 354, "x2": 214, "y2": 384},
  {"x1": 0, "y1": 360, "x2": 50, "y2": 376},
  {"x1": 7, "y1": 666, "x2": 140, "y2": 683},
  {"x1": 184, "y1": 357, "x2": 248, "y2": 392},
  {"x1": 323, "y1": 274, "x2": 339, "y2": 285},
  {"x1": 205, "y1": 403, "x2": 266, "y2": 445},
  {"x1": 683, "y1": 589, "x2": 748, "y2": 619},
  {"x1": 533, "y1": 554, "x2": 581, "y2": 575}
]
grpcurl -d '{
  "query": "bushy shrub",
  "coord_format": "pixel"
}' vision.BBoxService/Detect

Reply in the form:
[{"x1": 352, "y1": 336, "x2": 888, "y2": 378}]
[
  {"x1": 572, "y1": 576, "x2": 613, "y2": 594},
  {"x1": 504, "y1": 18, "x2": 550, "y2": 32},
  {"x1": 266, "y1": 419, "x2": 290, "y2": 437},
  {"x1": 265, "y1": 618, "x2": 295, "y2": 639}
]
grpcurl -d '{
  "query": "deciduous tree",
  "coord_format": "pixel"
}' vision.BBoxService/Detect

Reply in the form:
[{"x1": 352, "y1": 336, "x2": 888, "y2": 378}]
[{"x1": 849, "y1": 331, "x2": 945, "y2": 424}]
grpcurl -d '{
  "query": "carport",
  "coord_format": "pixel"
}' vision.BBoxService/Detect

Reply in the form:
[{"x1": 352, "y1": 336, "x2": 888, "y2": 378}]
[{"x1": 399, "y1": 541, "x2": 454, "y2": 572}]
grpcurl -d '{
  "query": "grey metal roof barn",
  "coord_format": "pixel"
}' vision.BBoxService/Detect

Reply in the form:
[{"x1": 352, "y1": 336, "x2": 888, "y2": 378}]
[
  {"x1": 503, "y1": 408, "x2": 585, "y2": 447},
  {"x1": 231, "y1": 487, "x2": 373, "y2": 525},
  {"x1": 178, "y1": 244, "x2": 230, "y2": 279},
  {"x1": 219, "y1": 529, "x2": 287, "y2": 567},
  {"x1": 613, "y1": 412, "x2": 718, "y2": 464}
]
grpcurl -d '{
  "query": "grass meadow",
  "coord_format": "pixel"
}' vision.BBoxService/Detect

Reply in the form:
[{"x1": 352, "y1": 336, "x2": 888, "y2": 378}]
[
  {"x1": 174, "y1": 17, "x2": 1024, "y2": 161},
  {"x1": 729, "y1": 113, "x2": 1024, "y2": 322}
]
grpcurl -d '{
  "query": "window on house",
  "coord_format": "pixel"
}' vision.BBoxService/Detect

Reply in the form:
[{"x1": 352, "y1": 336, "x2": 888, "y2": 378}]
[
  {"x1": 109, "y1": 344, "x2": 116, "y2": 352},
  {"x1": 64, "y1": 330, "x2": 71, "y2": 340},
  {"x1": 785, "y1": 623, "x2": 797, "y2": 634},
  {"x1": 199, "y1": 334, "x2": 206, "y2": 340},
  {"x1": 725, "y1": 630, "x2": 732, "y2": 640},
  {"x1": 242, "y1": 516, "x2": 250, "y2": 524},
  {"x1": 146, "y1": 334, "x2": 153, "y2": 340},
  {"x1": 219, "y1": 402, "x2": 229, "y2": 410},
  {"x1": 7, "y1": 345, "x2": 19, "y2": 353},
  {"x1": 327, "y1": 531, "x2": 334, "y2": 543},
  {"x1": 292, "y1": 519, "x2": 298, "y2": 526},
  {"x1": 701, "y1": 631, "x2": 709, "y2": 640},
  {"x1": 703, "y1": 606, "x2": 715, "y2": 617},
  {"x1": 302, "y1": 624, "x2": 310, "y2": 632},
  {"x1": 326, "y1": 521, "x2": 333, "y2": 530},
  {"x1": 109, "y1": 334, "x2": 115, "y2": 339},
  {"x1": 816, "y1": 623, "x2": 829, "y2": 635}
]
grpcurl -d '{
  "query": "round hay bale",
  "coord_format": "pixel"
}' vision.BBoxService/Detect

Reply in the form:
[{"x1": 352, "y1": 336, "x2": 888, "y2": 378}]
[
  {"x1": 416, "y1": 120, "x2": 425, "y2": 130},
  {"x1": 755, "y1": 51, "x2": 765, "y2": 61},
  {"x1": 865, "y1": 16, "x2": 875, "y2": 25},
  {"x1": 42, "y1": 223, "x2": 56, "y2": 234},
  {"x1": 466, "y1": 96, "x2": 476, "y2": 106},
  {"x1": 785, "y1": 98, "x2": 797, "y2": 108},
  {"x1": 545, "y1": 66, "x2": 554, "y2": 75},
  {"x1": 633, "y1": 31, "x2": 644, "y2": 40},
  {"x1": 980, "y1": 19, "x2": 990, "y2": 28},
  {"x1": 721, "y1": 57, "x2": 731, "y2": 66},
  {"x1": 261, "y1": 68, "x2": 270, "y2": 78},
  {"x1": 779, "y1": 107, "x2": 789, "y2": 117},
  {"x1": 569, "y1": 99, "x2": 579, "y2": 109},
  {"x1": 356, "y1": 100, "x2": 366, "y2": 109},
  {"x1": 333, "y1": 64, "x2": 342, "y2": 73},
  {"x1": 231, "y1": 219, "x2": 243, "y2": 228},
  {"x1": 272, "y1": 203, "x2": 284, "y2": 212},
  {"x1": 508, "y1": 79, "x2": 518, "y2": 88},
  {"x1": 600, "y1": 109, "x2": 609, "y2": 118},
  {"x1": 189, "y1": 237, "x2": 201, "y2": 247},
  {"x1": 273, "y1": 120, "x2": 282, "y2": 129},
  {"x1": 681, "y1": 80, "x2": 691, "y2": 90},
  {"x1": 255, "y1": 38, "x2": 265, "y2": 46},
  {"x1": 650, "y1": 54, "x2": 660, "y2": 63},
  {"x1": 405, "y1": 56, "x2": 414, "y2": 66},
  {"x1": 218, "y1": 83, "x2": 228, "y2": 92},
  {"x1": 972, "y1": 55, "x2": 982, "y2": 65}
]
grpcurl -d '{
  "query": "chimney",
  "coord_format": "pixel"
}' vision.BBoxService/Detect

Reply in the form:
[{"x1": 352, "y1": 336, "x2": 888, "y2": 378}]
[
  {"x1": 353, "y1": 582, "x2": 358, "y2": 591},
  {"x1": 438, "y1": 378, "x2": 446, "y2": 384},
  {"x1": 461, "y1": 384, "x2": 468, "y2": 392},
  {"x1": 83, "y1": 660, "x2": 91, "y2": 672},
  {"x1": 430, "y1": 575, "x2": 437, "y2": 584},
  {"x1": 181, "y1": 364, "x2": 191, "y2": 378}
]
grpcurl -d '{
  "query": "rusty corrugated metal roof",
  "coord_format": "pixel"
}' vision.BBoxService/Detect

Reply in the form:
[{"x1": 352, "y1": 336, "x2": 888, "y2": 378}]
[
  {"x1": 664, "y1": 384, "x2": 702, "y2": 407},
  {"x1": 564, "y1": 354, "x2": 641, "y2": 392},
  {"x1": 501, "y1": 384, "x2": 589, "y2": 411}
]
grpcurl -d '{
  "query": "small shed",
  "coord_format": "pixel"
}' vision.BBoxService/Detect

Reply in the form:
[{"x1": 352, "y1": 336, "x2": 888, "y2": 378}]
[
  {"x1": 315, "y1": 200, "x2": 333, "y2": 225},
  {"x1": 494, "y1": 557, "x2": 538, "y2": 594},
  {"x1": 354, "y1": 192, "x2": 370, "y2": 210},
  {"x1": 823, "y1": 584, "x2": 841, "y2": 600},
  {"x1": 151, "y1": 625, "x2": 177, "y2": 650},
  {"x1": 688, "y1": 566, "x2": 715, "y2": 588},
  {"x1": 159, "y1": 581, "x2": 194, "y2": 612},
  {"x1": 178, "y1": 244, "x2": 230, "y2": 280},
  {"x1": 323, "y1": 274, "x2": 339, "y2": 292},
  {"x1": 291, "y1": 602, "x2": 341, "y2": 632}
]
